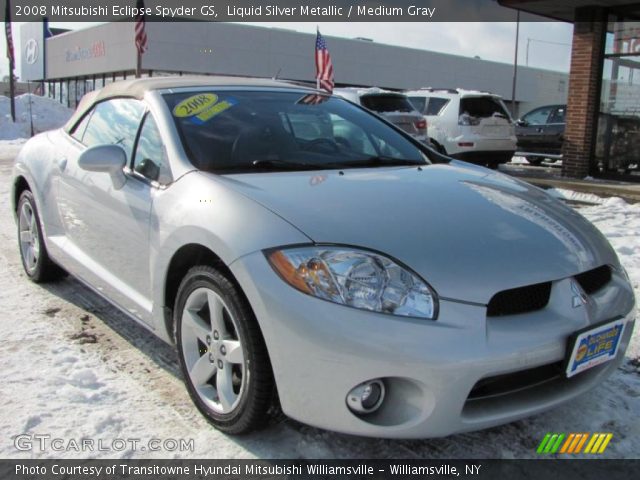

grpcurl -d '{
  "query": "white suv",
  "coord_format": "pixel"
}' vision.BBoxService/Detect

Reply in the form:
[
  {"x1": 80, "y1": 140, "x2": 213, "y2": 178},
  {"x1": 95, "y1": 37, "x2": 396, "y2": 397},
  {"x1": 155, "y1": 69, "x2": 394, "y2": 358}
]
[
  {"x1": 334, "y1": 88, "x2": 429, "y2": 145},
  {"x1": 405, "y1": 88, "x2": 516, "y2": 168}
]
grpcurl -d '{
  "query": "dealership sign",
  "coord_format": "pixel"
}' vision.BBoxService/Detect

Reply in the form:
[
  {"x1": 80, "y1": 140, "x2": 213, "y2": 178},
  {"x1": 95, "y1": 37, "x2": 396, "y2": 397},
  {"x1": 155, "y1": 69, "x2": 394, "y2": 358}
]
[
  {"x1": 19, "y1": 23, "x2": 45, "y2": 81},
  {"x1": 24, "y1": 39, "x2": 39, "y2": 65},
  {"x1": 65, "y1": 41, "x2": 106, "y2": 62}
]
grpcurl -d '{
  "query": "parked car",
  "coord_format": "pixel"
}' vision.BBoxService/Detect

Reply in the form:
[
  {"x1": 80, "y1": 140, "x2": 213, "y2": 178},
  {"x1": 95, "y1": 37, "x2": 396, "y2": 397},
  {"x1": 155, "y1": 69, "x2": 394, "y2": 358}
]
[
  {"x1": 516, "y1": 104, "x2": 566, "y2": 165},
  {"x1": 333, "y1": 87, "x2": 429, "y2": 144},
  {"x1": 406, "y1": 88, "x2": 517, "y2": 168},
  {"x1": 12, "y1": 76, "x2": 635, "y2": 438}
]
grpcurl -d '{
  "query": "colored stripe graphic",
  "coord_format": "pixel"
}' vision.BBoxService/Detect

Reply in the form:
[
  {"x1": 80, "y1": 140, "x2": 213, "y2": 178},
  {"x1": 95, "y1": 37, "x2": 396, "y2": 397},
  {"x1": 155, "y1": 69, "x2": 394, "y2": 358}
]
[
  {"x1": 585, "y1": 433, "x2": 613, "y2": 454},
  {"x1": 574, "y1": 433, "x2": 589, "y2": 453},
  {"x1": 538, "y1": 433, "x2": 613, "y2": 454},
  {"x1": 537, "y1": 433, "x2": 565, "y2": 453},
  {"x1": 560, "y1": 433, "x2": 575, "y2": 453},
  {"x1": 537, "y1": 433, "x2": 552, "y2": 454}
]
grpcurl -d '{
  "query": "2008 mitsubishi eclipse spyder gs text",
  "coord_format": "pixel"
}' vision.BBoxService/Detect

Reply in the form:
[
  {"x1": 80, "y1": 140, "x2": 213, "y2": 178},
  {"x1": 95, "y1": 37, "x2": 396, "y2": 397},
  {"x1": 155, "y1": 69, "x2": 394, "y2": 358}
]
[{"x1": 11, "y1": 77, "x2": 636, "y2": 438}]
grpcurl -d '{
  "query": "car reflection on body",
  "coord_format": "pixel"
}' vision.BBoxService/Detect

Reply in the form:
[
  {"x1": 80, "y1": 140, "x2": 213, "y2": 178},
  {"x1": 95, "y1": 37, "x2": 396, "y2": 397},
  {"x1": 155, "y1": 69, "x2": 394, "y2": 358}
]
[{"x1": 12, "y1": 76, "x2": 635, "y2": 438}]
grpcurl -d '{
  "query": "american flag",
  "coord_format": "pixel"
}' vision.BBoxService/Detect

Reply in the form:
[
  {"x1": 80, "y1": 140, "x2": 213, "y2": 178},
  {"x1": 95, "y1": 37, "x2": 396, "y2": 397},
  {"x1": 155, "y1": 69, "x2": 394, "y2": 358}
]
[
  {"x1": 298, "y1": 93, "x2": 330, "y2": 105},
  {"x1": 134, "y1": 0, "x2": 148, "y2": 55},
  {"x1": 5, "y1": 0, "x2": 14, "y2": 64},
  {"x1": 315, "y1": 29, "x2": 334, "y2": 93}
]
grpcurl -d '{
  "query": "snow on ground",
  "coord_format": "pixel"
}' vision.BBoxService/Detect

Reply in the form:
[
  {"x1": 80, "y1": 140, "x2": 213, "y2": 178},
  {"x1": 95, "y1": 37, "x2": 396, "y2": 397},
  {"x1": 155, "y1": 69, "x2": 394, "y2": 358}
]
[
  {"x1": 0, "y1": 142, "x2": 638, "y2": 459},
  {"x1": 547, "y1": 188, "x2": 607, "y2": 205},
  {"x1": 510, "y1": 156, "x2": 562, "y2": 167},
  {"x1": 0, "y1": 94, "x2": 73, "y2": 140}
]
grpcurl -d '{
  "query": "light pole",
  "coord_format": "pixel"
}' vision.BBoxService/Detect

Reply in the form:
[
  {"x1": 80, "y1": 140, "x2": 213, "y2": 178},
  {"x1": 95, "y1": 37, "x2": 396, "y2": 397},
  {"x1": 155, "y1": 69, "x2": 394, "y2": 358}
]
[{"x1": 511, "y1": 11, "x2": 520, "y2": 117}]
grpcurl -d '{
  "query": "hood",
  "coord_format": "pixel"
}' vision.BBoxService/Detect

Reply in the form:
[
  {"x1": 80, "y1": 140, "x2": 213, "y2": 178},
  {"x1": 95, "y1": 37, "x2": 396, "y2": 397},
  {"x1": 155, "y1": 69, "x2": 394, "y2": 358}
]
[{"x1": 213, "y1": 164, "x2": 618, "y2": 304}]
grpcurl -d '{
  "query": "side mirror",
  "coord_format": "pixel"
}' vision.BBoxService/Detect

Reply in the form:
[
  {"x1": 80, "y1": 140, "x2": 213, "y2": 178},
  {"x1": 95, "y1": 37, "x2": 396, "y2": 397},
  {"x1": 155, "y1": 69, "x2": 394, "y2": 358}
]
[
  {"x1": 135, "y1": 158, "x2": 160, "y2": 182},
  {"x1": 516, "y1": 119, "x2": 527, "y2": 127},
  {"x1": 78, "y1": 144, "x2": 127, "y2": 189}
]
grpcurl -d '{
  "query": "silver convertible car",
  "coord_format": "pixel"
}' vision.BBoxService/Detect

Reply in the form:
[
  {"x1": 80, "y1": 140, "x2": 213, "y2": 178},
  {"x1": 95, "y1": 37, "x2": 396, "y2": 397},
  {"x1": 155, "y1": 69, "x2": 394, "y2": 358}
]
[{"x1": 12, "y1": 77, "x2": 635, "y2": 438}]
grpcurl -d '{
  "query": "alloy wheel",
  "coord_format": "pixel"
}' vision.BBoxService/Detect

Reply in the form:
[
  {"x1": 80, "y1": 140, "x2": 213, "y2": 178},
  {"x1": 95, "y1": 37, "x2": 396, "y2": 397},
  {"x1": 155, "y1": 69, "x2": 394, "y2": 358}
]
[
  {"x1": 19, "y1": 201, "x2": 40, "y2": 275},
  {"x1": 180, "y1": 287, "x2": 246, "y2": 414}
]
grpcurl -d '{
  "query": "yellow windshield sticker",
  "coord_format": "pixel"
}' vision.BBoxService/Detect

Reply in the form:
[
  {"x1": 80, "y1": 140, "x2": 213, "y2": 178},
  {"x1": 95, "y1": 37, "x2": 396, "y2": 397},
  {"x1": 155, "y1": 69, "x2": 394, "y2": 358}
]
[
  {"x1": 172, "y1": 93, "x2": 237, "y2": 124},
  {"x1": 173, "y1": 93, "x2": 218, "y2": 118}
]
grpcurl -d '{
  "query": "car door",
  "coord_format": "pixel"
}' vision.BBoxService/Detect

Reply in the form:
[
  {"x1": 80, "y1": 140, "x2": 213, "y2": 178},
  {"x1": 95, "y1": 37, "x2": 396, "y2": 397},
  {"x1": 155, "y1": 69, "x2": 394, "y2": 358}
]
[
  {"x1": 544, "y1": 105, "x2": 566, "y2": 153},
  {"x1": 516, "y1": 106, "x2": 553, "y2": 151},
  {"x1": 56, "y1": 98, "x2": 156, "y2": 325}
]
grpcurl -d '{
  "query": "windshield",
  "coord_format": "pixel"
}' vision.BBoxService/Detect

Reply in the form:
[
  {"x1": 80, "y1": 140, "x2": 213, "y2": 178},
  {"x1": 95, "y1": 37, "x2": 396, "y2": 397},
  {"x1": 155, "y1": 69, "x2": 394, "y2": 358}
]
[
  {"x1": 360, "y1": 94, "x2": 416, "y2": 113},
  {"x1": 163, "y1": 90, "x2": 427, "y2": 172}
]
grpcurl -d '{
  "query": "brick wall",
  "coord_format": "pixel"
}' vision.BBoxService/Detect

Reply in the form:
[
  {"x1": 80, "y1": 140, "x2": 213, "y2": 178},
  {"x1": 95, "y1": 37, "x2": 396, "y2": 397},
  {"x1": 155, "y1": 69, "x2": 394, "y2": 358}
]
[{"x1": 562, "y1": 8, "x2": 606, "y2": 179}]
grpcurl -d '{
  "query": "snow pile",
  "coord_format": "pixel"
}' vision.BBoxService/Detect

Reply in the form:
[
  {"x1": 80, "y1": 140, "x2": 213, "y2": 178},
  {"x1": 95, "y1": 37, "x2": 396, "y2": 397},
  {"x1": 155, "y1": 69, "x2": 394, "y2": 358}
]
[
  {"x1": 0, "y1": 94, "x2": 73, "y2": 140},
  {"x1": 581, "y1": 197, "x2": 640, "y2": 299},
  {"x1": 547, "y1": 187, "x2": 605, "y2": 205},
  {"x1": 510, "y1": 156, "x2": 562, "y2": 167}
]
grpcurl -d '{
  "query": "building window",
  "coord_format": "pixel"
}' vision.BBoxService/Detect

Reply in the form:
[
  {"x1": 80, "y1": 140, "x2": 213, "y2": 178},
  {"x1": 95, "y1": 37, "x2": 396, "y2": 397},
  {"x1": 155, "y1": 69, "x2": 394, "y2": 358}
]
[{"x1": 595, "y1": 16, "x2": 640, "y2": 177}]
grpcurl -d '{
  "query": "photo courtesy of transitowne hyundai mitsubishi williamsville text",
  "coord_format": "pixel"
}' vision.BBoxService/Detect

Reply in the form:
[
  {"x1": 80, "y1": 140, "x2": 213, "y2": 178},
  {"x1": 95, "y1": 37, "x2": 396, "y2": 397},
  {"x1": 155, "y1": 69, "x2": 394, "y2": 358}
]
[{"x1": 16, "y1": 463, "x2": 472, "y2": 477}]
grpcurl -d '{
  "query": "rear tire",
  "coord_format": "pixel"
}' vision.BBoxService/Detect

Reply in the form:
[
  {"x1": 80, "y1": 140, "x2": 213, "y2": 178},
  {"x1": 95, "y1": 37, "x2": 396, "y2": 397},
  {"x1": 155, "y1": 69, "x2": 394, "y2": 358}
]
[
  {"x1": 174, "y1": 266, "x2": 274, "y2": 434},
  {"x1": 17, "y1": 190, "x2": 66, "y2": 283}
]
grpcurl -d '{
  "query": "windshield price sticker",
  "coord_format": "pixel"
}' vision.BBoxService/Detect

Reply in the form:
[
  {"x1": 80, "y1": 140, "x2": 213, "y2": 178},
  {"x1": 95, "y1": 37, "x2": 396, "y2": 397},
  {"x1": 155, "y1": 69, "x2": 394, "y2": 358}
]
[{"x1": 173, "y1": 93, "x2": 237, "y2": 124}]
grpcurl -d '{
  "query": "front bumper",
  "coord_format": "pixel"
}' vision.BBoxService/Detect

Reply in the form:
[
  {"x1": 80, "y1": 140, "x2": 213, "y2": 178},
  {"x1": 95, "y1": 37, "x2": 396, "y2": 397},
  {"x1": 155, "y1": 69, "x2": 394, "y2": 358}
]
[{"x1": 230, "y1": 252, "x2": 636, "y2": 438}]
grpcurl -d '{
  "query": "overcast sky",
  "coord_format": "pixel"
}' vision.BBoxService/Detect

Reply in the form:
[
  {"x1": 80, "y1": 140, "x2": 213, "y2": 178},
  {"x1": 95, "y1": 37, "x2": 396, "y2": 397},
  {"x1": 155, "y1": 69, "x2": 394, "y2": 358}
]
[{"x1": 0, "y1": 21, "x2": 573, "y2": 80}]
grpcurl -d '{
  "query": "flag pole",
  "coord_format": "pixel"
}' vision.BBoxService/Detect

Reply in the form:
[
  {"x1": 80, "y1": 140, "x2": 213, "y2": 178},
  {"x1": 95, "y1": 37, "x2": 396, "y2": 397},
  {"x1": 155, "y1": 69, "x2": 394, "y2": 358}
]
[
  {"x1": 6, "y1": 0, "x2": 16, "y2": 121},
  {"x1": 136, "y1": 51, "x2": 141, "y2": 78},
  {"x1": 27, "y1": 81, "x2": 34, "y2": 136},
  {"x1": 8, "y1": 60, "x2": 15, "y2": 122},
  {"x1": 315, "y1": 25, "x2": 320, "y2": 90}
]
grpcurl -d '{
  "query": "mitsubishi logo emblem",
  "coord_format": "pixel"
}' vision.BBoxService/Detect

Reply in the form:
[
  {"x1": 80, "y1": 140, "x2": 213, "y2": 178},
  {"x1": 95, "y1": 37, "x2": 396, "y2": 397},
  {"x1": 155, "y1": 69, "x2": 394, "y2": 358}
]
[
  {"x1": 571, "y1": 280, "x2": 589, "y2": 308},
  {"x1": 25, "y1": 39, "x2": 38, "y2": 65}
]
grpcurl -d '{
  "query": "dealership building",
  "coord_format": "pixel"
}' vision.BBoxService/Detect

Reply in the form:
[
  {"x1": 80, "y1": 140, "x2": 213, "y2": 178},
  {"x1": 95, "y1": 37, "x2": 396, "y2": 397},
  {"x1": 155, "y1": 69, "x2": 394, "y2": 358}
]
[
  {"x1": 501, "y1": 0, "x2": 640, "y2": 180},
  {"x1": 23, "y1": 18, "x2": 638, "y2": 179}
]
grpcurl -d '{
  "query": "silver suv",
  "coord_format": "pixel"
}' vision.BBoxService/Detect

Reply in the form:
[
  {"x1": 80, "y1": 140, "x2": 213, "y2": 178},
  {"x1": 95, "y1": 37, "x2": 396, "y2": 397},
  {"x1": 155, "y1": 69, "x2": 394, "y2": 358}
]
[{"x1": 406, "y1": 88, "x2": 517, "y2": 168}]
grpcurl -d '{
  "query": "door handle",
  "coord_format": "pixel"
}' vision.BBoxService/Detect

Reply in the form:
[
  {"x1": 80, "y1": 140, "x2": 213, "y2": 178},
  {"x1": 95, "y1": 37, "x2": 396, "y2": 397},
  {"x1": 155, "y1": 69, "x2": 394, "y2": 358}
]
[{"x1": 57, "y1": 157, "x2": 67, "y2": 171}]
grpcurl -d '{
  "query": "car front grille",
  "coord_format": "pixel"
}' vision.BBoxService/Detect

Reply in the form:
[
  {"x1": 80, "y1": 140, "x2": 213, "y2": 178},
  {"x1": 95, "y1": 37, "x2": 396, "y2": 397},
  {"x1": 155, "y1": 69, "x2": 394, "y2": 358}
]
[
  {"x1": 467, "y1": 361, "x2": 563, "y2": 400},
  {"x1": 486, "y1": 282, "x2": 552, "y2": 317},
  {"x1": 462, "y1": 360, "x2": 612, "y2": 420},
  {"x1": 485, "y1": 265, "x2": 613, "y2": 317},
  {"x1": 574, "y1": 265, "x2": 612, "y2": 295}
]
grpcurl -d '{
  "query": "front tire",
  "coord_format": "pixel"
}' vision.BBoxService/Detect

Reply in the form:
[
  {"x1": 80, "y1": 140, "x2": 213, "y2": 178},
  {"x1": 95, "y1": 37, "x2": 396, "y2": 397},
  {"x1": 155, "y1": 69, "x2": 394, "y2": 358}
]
[
  {"x1": 17, "y1": 190, "x2": 66, "y2": 283},
  {"x1": 174, "y1": 266, "x2": 274, "y2": 434}
]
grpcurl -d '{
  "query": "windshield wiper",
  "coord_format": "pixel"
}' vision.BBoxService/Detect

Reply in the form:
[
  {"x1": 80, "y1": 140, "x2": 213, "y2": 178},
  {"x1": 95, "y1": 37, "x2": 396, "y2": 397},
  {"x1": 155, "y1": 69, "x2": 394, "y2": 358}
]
[
  {"x1": 326, "y1": 156, "x2": 425, "y2": 168},
  {"x1": 251, "y1": 159, "x2": 320, "y2": 170},
  {"x1": 251, "y1": 157, "x2": 424, "y2": 171}
]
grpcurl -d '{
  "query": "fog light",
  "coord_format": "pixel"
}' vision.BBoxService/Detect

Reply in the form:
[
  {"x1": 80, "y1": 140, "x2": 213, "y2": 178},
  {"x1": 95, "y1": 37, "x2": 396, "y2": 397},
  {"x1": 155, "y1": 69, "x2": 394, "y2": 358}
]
[{"x1": 346, "y1": 380, "x2": 385, "y2": 415}]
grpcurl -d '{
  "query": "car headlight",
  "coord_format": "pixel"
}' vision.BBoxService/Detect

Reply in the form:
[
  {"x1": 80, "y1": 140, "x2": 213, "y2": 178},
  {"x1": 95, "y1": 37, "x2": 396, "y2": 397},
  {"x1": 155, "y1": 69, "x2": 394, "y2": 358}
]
[{"x1": 265, "y1": 246, "x2": 438, "y2": 319}]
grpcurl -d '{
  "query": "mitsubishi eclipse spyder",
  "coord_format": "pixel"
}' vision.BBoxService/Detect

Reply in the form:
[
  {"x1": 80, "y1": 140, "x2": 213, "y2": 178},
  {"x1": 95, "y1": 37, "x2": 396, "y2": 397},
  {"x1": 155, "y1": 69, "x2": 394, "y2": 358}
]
[{"x1": 12, "y1": 76, "x2": 636, "y2": 438}]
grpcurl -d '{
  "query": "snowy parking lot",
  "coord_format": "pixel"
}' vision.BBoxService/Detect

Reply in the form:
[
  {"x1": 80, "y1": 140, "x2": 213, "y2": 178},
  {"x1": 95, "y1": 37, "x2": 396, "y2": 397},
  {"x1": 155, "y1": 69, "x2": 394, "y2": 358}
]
[{"x1": 0, "y1": 140, "x2": 638, "y2": 459}]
